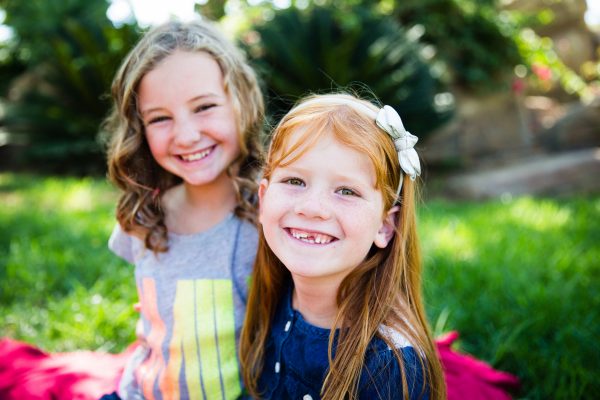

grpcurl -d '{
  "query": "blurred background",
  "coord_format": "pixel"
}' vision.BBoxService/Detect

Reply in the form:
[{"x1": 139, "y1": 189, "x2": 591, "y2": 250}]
[{"x1": 0, "y1": 0, "x2": 598, "y2": 399}]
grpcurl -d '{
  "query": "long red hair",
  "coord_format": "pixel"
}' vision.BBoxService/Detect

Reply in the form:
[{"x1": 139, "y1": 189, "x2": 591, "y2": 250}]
[{"x1": 240, "y1": 93, "x2": 445, "y2": 399}]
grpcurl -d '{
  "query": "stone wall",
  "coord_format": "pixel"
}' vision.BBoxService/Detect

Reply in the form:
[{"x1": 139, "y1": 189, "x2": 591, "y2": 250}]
[{"x1": 421, "y1": 89, "x2": 531, "y2": 166}]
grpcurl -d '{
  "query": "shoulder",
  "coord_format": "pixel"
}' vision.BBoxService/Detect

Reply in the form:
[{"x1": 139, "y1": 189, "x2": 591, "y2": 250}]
[
  {"x1": 378, "y1": 325, "x2": 414, "y2": 349},
  {"x1": 108, "y1": 222, "x2": 128, "y2": 246},
  {"x1": 233, "y1": 215, "x2": 259, "y2": 251},
  {"x1": 108, "y1": 222, "x2": 136, "y2": 263},
  {"x1": 235, "y1": 212, "x2": 258, "y2": 231},
  {"x1": 358, "y1": 327, "x2": 430, "y2": 400}
]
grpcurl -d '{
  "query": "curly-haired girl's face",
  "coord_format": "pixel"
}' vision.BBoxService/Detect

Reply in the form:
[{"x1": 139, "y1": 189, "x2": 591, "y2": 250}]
[{"x1": 138, "y1": 50, "x2": 240, "y2": 188}]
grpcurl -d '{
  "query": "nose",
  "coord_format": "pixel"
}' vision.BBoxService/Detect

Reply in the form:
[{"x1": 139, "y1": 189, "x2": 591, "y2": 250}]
[
  {"x1": 293, "y1": 188, "x2": 332, "y2": 220},
  {"x1": 173, "y1": 116, "x2": 201, "y2": 146}
]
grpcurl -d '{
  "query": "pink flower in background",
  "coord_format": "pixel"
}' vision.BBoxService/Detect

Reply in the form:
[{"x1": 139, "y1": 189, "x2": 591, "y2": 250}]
[
  {"x1": 512, "y1": 77, "x2": 526, "y2": 94},
  {"x1": 532, "y1": 63, "x2": 552, "y2": 81}
]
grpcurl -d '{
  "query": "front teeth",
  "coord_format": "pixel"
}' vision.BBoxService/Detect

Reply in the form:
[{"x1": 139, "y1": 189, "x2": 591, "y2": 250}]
[
  {"x1": 181, "y1": 148, "x2": 211, "y2": 161},
  {"x1": 291, "y1": 229, "x2": 333, "y2": 244}
]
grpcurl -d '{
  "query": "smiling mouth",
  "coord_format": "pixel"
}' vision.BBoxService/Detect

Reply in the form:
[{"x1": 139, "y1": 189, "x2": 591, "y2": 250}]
[
  {"x1": 288, "y1": 228, "x2": 337, "y2": 245},
  {"x1": 179, "y1": 146, "x2": 215, "y2": 162}
]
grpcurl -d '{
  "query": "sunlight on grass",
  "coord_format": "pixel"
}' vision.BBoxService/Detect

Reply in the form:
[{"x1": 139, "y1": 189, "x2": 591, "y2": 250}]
[
  {"x1": 50, "y1": 181, "x2": 95, "y2": 212},
  {"x1": 0, "y1": 173, "x2": 118, "y2": 212},
  {"x1": 36, "y1": 177, "x2": 118, "y2": 212},
  {"x1": 507, "y1": 197, "x2": 571, "y2": 231},
  {"x1": 0, "y1": 192, "x2": 23, "y2": 208},
  {"x1": 427, "y1": 218, "x2": 476, "y2": 262},
  {"x1": 420, "y1": 195, "x2": 599, "y2": 399}
]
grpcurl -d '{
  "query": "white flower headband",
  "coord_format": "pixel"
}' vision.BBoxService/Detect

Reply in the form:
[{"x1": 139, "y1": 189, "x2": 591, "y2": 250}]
[
  {"x1": 292, "y1": 96, "x2": 421, "y2": 197},
  {"x1": 375, "y1": 105, "x2": 421, "y2": 195}
]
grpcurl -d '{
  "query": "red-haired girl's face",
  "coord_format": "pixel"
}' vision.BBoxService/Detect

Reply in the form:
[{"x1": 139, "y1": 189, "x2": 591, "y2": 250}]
[{"x1": 258, "y1": 130, "x2": 396, "y2": 289}]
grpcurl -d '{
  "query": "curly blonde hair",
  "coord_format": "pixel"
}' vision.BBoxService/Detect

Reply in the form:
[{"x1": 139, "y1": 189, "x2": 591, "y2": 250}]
[{"x1": 105, "y1": 19, "x2": 264, "y2": 252}]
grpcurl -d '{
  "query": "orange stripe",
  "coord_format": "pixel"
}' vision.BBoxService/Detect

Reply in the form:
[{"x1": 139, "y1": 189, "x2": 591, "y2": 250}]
[{"x1": 160, "y1": 280, "x2": 196, "y2": 399}]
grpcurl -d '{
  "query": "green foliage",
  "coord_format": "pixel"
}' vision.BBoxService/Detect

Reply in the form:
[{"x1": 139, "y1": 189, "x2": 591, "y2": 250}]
[
  {"x1": 0, "y1": 173, "x2": 136, "y2": 351},
  {"x1": 0, "y1": 0, "x2": 591, "y2": 173},
  {"x1": 195, "y1": 0, "x2": 227, "y2": 21},
  {"x1": 391, "y1": 0, "x2": 592, "y2": 99},
  {"x1": 0, "y1": 0, "x2": 140, "y2": 174},
  {"x1": 242, "y1": 5, "x2": 452, "y2": 137},
  {"x1": 394, "y1": 0, "x2": 522, "y2": 91},
  {"x1": 515, "y1": 27, "x2": 591, "y2": 100},
  {"x1": 1, "y1": 173, "x2": 598, "y2": 399},
  {"x1": 421, "y1": 196, "x2": 600, "y2": 399}
]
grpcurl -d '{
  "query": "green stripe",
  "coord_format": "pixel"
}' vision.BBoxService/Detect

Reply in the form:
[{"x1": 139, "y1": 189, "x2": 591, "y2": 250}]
[
  {"x1": 212, "y1": 279, "x2": 241, "y2": 399},
  {"x1": 196, "y1": 280, "x2": 224, "y2": 399}
]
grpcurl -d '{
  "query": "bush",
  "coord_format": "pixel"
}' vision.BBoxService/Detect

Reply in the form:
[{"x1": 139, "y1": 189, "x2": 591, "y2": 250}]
[
  {"x1": 0, "y1": 0, "x2": 140, "y2": 174},
  {"x1": 242, "y1": 5, "x2": 452, "y2": 137},
  {"x1": 394, "y1": 0, "x2": 522, "y2": 92}
]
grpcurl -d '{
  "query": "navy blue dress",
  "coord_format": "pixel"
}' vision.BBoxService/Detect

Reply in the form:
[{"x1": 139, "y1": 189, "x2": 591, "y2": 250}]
[{"x1": 255, "y1": 287, "x2": 430, "y2": 400}]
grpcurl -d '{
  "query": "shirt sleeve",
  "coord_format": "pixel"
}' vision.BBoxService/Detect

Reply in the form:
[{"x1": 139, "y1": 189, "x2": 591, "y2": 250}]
[
  {"x1": 358, "y1": 346, "x2": 430, "y2": 400},
  {"x1": 108, "y1": 222, "x2": 135, "y2": 264}
]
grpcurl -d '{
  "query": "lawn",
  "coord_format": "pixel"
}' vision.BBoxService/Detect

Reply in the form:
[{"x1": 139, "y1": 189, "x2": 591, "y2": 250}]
[
  {"x1": 0, "y1": 173, "x2": 598, "y2": 399},
  {"x1": 0, "y1": 173, "x2": 136, "y2": 352}
]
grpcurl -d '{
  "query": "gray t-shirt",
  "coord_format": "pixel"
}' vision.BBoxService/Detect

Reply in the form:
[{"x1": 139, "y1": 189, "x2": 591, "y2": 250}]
[{"x1": 109, "y1": 213, "x2": 258, "y2": 400}]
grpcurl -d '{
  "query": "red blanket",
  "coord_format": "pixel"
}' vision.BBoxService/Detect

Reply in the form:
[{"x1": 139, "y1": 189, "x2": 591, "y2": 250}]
[
  {"x1": 0, "y1": 339, "x2": 135, "y2": 400},
  {"x1": 437, "y1": 331, "x2": 520, "y2": 399},
  {"x1": 0, "y1": 332, "x2": 519, "y2": 399}
]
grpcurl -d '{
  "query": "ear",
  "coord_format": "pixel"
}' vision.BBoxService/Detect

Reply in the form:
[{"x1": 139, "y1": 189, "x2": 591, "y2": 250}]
[
  {"x1": 374, "y1": 206, "x2": 399, "y2": 249},
  {"x1": 258, "y1": 178, "x2": 269, "y2": 225}
]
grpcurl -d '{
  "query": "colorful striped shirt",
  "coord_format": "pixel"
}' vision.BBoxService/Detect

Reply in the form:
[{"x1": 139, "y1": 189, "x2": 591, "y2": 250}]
[{"x1": 108, "y1": 214, "x2": 257, "y2": 400}]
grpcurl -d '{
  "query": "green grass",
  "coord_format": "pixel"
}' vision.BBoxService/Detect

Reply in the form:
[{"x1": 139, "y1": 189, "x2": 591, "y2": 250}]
[
  {"x1": 420, "y1": 196, "x2": 600, "y2": 399},
  {"x1": 0, "y1": 173, "x2": 598, "y2": 398},
  {"x1": 0, "y1": 173, "x2": 137, "y2": 352}
]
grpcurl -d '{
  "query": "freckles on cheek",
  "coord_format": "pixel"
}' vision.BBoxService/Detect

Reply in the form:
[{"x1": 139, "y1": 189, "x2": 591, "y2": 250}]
[
  {"x1": 350, "y1": 210, "x2": 381, "y2": 235},
  {"x1": 259, "y1": 197, "x2": 279, "y2": 222}
]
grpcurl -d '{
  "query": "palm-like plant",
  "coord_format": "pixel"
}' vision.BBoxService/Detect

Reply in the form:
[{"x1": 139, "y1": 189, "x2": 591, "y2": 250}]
[
  {"x1": 243, "y1": 5, "x2": 451, "y2": 137},
  {"x1": 394, "y1": 0, "x2": 521, "y2": 91},
  {"x1": 0, "y1": 0, "x2": 140, "y2": 173}
]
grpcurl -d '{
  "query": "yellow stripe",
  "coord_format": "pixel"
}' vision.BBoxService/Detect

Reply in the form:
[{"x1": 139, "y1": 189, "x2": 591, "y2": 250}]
[
  {"x1": 196, "y1": 280, "x2": 224, "y2": 399},
  {"x1": 182, "y1": 280, "x2": 204, "y2": 400},
  {"x1": 161, "y1": 279, "x2": 240, "y2": 399},
  {"x1": 212, "y1": 279, "x2": 241, "y2": 399}
]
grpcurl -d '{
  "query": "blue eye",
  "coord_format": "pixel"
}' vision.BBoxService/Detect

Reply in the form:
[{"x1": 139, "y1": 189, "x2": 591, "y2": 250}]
[
  {"x1": 284, "y1": 178, "x2": 304, "y2": 186},
  {"x1": 338, "y1": 187, "x2": 358, "y2": 196}
]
